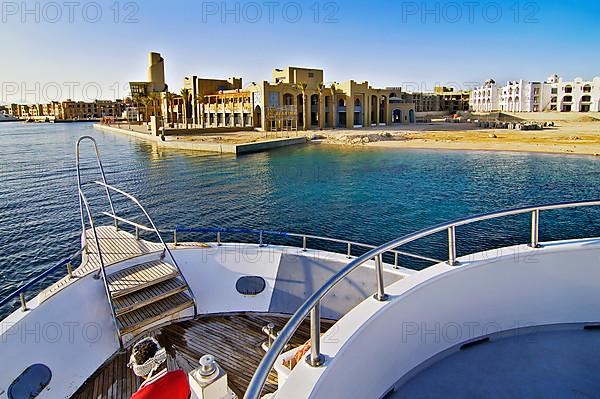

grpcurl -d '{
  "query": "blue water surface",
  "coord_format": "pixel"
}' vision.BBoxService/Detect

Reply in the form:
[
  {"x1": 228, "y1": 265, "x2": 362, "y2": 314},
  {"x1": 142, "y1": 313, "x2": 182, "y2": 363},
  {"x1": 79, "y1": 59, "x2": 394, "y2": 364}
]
[{"x1": 0, "y1": 122, "x2": 599, "y2": 315}]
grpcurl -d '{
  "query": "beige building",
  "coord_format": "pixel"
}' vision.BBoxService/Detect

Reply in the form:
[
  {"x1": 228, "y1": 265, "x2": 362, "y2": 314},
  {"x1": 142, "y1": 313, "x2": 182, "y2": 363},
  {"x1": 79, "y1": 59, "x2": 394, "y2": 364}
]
[
  {"x1": 130, "y1": 52, "x2": 168, "y2": 98},
  {"x1": 181, "y1": 66, "x2": 416, "y2": 131},
  {"x1": 402, "y1": 87, "x2": 470, "y2": 113}
]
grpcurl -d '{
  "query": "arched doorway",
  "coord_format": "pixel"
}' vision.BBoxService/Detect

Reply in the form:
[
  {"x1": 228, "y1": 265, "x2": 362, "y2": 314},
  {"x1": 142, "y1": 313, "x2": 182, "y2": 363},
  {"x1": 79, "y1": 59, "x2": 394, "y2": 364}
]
[
  {"x1": 371, "y1": 95, "x2": 378, "y2": 125},
  {"x1": 409, "y1": 109, "x2": 415, "y2": 123},
  {"x1": 283, "y1": 93, "x2": 294, "y2": 106},
  {"x1": 338, "y1": 98, "x2": 346, "y2": 128},
  {"x1": 297, "y1": 94, "x2": 304, "y2": 127},
  {"x1": 392, "y1": 109, "x2": 402, "y2": 124},
  {"x1": 254, "y1": 105, "x2": 262, "y2": 128},
  {"x1": 311, "y1": 94, "x2": 319, "y2": 126},
  {"x1": 354, "y1": 98, "x2": 362, "y2": 127},
  {"x1": 380, "y1": 96, "x2": 387, "y2": 125}
]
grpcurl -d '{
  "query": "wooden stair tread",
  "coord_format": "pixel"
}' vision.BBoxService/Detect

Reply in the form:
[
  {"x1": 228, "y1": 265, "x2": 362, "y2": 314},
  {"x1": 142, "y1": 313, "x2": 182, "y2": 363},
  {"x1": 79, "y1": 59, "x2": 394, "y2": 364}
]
[
  {"x1": 113, "y1": 278, "x2": 188, "y2": 316},
  {"x1": 107, "y1": 260, "x2": 179, "y2": 298},
  {"x1": 117, "y1": 292, "x2": 193, "y2": 335}
]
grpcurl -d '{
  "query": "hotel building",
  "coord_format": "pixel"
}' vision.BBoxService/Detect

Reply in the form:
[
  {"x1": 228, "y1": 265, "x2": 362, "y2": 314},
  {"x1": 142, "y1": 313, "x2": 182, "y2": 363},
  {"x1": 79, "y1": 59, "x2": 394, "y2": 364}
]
[
  {"x1": 182, "y1": 66, "x2": 416, "y2": 131},
  {"x1": 470, "y1": 75, "x2": 600, "y2": 113}
]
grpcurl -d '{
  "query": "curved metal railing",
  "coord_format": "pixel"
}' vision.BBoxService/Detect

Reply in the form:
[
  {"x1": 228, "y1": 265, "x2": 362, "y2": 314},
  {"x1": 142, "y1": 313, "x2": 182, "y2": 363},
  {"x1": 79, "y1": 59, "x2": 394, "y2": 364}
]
[
  {"x1": 169, "y1": 227, "x2": 442, "y2": 265},
  {"x1": 91, "y1": 180, "x2": 199, "y2": 318},
  {"x1": 79, "y1": 187, "x2": 123, "y2": 348},
  {"x1": 244, "y1": 199, "x2": 600, "y2": 398},
  {"x1": 0, "y1": 247, "x2": 84, "y2": 312}
]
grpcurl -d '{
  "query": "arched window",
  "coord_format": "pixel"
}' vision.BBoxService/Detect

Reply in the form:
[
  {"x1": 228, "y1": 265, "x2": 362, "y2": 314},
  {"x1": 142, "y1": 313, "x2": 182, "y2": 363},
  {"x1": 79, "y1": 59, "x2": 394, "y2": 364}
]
[
  {"x1": 338, "y1": 98, "x2": 346, "y2": 107},
  {"x1": 354, "y1": 98, "x2": 361, "y2": 107}
]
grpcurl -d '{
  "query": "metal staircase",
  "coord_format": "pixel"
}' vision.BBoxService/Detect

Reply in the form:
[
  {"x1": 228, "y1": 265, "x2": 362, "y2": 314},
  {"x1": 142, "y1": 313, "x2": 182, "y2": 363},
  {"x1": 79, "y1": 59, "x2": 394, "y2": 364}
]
[{"x1": 76, "y1": 136, "x2": 197, "y2": 347}]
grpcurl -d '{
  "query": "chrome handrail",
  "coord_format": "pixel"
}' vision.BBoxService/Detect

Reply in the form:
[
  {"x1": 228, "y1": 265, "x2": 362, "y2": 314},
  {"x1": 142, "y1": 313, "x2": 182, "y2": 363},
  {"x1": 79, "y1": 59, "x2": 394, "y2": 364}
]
[
  {"x1": 0, "y1": 247, "x2": 84, "y2": 311},
  {"x1": 92, "y1": 181, "x2": 198, "y2": 318},
  {"x1": 79, "y1": 188, "x2": 123, "y2": 348},
  {"x1": 244, "y1": 199, "x2": 600, "y2": 398},
  {"x1": 170, "y1": 227, "x2": 442, "y2": 265},
  {"x1": 76, "y1": 136, "x2": 117, "y2": 235}
]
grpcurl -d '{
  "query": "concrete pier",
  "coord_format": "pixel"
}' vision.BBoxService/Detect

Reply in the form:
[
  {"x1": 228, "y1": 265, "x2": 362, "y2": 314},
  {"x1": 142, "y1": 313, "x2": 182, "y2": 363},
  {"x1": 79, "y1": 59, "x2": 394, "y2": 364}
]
[{"x1": 93, "y1": 124, "x2": 307, "y2": 155}]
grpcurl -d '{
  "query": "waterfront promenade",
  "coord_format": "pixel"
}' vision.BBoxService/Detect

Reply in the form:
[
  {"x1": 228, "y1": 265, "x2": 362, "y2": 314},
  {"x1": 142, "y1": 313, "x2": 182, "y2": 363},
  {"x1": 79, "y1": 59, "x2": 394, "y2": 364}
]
[
  {"x1": 95, "y1": 111, "x2": 600, "y2": 157},
  {"x1": 93, "y1": 123, "x2": 307, "y2": 155}
]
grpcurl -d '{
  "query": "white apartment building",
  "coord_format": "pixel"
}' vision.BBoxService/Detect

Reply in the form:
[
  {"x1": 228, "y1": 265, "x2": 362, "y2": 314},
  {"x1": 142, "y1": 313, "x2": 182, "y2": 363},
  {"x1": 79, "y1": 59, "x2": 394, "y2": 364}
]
[
  {"x1": 498, "y1": 80, "x2": 550, "y2": 112},
  {"x1": 548, "y1": 75, "x2": 600, "y2": 112},
  {"x1": 470, "y1": 79, "x2": 500, "y2": 112},
  {"x1": 470, "y1": 74, "x2": 600, "y2": 113}
]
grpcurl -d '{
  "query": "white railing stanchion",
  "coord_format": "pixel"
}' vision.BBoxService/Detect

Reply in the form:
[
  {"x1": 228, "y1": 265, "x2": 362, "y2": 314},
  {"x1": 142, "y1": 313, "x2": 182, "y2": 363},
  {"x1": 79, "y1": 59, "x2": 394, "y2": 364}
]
[
  {"x1": 374, "y1": 255, "x2": 388, "y2": 301},
  {"x1": 530, "y1": 210, "x2": 540, "y2": 248},
  {"x1": 308, "y1": 300, "x2": 324, "y2": 367},
  {"x1": 448, "y1": 225, "x2": 458, "y2": 266}
]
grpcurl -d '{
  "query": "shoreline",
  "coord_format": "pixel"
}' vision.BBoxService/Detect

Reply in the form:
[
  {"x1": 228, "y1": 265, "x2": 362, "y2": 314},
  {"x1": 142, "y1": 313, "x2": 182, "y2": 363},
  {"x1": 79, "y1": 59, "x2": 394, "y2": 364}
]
[
  {"x1": 93, "y1": 116, "x2": 600, "y2": 157},
  {"x1": 93, "y1": 123, "x2": 306, "y2": 154}
]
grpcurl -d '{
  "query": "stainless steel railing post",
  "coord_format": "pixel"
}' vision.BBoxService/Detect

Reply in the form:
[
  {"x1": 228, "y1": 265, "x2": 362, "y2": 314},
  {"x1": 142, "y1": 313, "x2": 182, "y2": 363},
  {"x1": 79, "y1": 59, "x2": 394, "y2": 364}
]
[
  {"x1": 217, "y1": 231, "x2": 222, "y2": 246},
  {"x1": 135, "y1": 226, "x2": 139, "y2": 240},
  {"x1": 374, "y1": 255, "x2": 389, "y2": 301},
  {"x1": 530, "y1": 210, "x2": 540, "y2": 248},
  {"x1": 394, "y1": 252, "x2": 399, "y2": 269},
  {"x1": 173, "y1": 230, "x2": 178, "y2": 247},
  {"x1": 302, "y1": 236, "x2": 307, "y2": 252},
  {"x1": 66, "y1": 262, "x2": 73, "y2": 280},
  {"x1": 19, "y1": 293, "x2": 27, "y2": 311},
  {"x1": 307, "y1": 300, "x2": 324, "y2": 367},
  {"x1": 346, "y1": 242, "x2": 351, "y2": 258},
  {"x1": 448, "y1": 226, "x2": 458, "y2": 266}
]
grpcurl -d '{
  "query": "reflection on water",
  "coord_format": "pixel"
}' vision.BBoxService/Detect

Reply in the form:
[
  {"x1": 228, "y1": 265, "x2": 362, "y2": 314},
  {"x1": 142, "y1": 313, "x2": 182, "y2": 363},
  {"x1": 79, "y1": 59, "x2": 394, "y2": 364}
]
[{"x1": 0, "y1": 122, "x2": 599, "y2": 311}]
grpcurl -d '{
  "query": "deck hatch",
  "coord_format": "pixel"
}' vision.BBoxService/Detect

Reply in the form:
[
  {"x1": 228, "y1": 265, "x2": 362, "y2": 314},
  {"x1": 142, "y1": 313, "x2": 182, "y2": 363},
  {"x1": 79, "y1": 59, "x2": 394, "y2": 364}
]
[
  {"x1": 236, "y1": 276, "x2": 266, "y2": 295},
  {"x1": 8, "y1": 363, "x2": 51, "y2": 399}
]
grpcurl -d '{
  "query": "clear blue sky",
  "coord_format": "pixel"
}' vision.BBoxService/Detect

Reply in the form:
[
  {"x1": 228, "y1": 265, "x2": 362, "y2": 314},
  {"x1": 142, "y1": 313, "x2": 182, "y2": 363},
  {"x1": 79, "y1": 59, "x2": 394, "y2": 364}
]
[{"x1": 1, "y1": 0, "x2": 599, "y2": 102}]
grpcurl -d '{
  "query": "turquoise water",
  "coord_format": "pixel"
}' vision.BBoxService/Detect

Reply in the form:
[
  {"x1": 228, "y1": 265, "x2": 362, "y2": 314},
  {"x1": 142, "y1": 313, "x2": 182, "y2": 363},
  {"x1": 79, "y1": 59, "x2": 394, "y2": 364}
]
[{"x1": 1, "y1": 122, "x2": 599, "y2": 314}]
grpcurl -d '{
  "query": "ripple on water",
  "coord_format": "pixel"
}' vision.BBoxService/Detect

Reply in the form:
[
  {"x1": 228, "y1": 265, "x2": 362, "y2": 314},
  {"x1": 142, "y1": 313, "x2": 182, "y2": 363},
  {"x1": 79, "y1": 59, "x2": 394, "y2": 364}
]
[{"x1": 0, "y1": 123, "x2": 599, "y2": 316}]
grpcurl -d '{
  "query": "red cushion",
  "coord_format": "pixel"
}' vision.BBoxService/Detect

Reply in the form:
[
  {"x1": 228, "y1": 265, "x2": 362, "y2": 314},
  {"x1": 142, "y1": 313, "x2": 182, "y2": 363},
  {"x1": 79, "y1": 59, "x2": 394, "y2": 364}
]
[{"x1": 131, "y1": 370, "x2": 190, "y2": 399}]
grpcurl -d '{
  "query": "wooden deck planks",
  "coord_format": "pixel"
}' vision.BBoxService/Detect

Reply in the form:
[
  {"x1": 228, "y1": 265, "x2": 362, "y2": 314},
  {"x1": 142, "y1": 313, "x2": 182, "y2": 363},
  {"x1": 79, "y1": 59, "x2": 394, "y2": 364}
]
[
  {"x1": 116, "y1": 292, "x2": 193, "y2": 335},
  {"x1": 113, "y1": 278, "x2": 187, "y2": 316},
  {"x1": 72, "y1": 314, "x2": 334, "y2": 399},
  {"x1": 39, "y1": 226, "x2": 164, "y2": 302},
  {"x1": 107, "y1": 260, "x2": 178, "y2": 297}
]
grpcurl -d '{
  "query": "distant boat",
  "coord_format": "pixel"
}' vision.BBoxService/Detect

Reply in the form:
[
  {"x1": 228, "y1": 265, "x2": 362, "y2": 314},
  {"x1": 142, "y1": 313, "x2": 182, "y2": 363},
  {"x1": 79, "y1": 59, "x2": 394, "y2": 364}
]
[{"x1": 0, "y1": 113, "x2": 18, "y2": 122}]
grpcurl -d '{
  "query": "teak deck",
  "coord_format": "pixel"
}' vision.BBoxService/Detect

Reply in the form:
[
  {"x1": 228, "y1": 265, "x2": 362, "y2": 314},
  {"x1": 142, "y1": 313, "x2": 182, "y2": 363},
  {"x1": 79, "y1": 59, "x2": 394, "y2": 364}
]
[
  {"x1": 40, "y1": 226, "x2": 164, "y2": 302},
  {"x1": 73, "y1": 314, "x2": 333, "y2": 399}
]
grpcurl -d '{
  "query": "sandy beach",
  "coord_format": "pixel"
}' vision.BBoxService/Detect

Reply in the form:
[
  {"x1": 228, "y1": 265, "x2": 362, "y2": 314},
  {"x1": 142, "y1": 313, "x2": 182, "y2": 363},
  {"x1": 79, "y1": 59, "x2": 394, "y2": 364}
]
[{"x1": 315, "y1": 113, "x2": 600, "y2": 156}]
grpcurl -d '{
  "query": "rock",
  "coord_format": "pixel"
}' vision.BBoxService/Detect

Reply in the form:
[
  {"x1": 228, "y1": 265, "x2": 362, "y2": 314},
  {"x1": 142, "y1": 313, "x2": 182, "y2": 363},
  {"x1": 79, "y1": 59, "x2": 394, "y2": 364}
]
[
  {"x1": 568, "y1": 136, "x2": 581, "y2": 140},
  {"x1": 488, "y1": 133, "x2": 497, "y2": 138}
]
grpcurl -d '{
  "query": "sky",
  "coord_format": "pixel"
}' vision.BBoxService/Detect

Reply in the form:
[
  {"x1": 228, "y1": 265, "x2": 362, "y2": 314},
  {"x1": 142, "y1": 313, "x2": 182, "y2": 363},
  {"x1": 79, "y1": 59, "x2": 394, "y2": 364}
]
[{"x1": 1, "y1": 0, "x2": 599, "y2": 103}]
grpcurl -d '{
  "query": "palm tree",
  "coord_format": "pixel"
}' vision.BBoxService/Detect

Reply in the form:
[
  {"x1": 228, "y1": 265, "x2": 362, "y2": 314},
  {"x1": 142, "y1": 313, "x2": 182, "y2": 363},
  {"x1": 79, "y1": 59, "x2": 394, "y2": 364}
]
[
  {"x1": 165, "y1": 92, "x2": 178, "y2": 125},
  {"x1": 330, "y1": 82, "x2": 337, "y2": 129},
  {"x1": 317, "y1": 82, "x2": 326, "y2": 130},
  {"x1": 148, "y1": 92, "x2": 160, "y2": 121},
  {"x1": 195, "y1": 94, "x2": 205, "y2": 128},
  {"x1": 140, "y1": 96, "x2": 152, "y2": 123},
  {"x1": 180, "y1": 88, "x2": 190, "y2": 129},
  {"x1": 295, "y1": 82, "x2": 308, "y2": 130}
]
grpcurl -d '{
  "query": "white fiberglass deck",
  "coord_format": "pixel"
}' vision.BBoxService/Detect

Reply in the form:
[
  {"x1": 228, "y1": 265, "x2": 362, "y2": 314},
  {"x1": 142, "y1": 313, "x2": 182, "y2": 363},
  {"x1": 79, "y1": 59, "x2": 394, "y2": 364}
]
[{"x1": 392, "y1": 326, "x2": 600, "y2": 398}]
